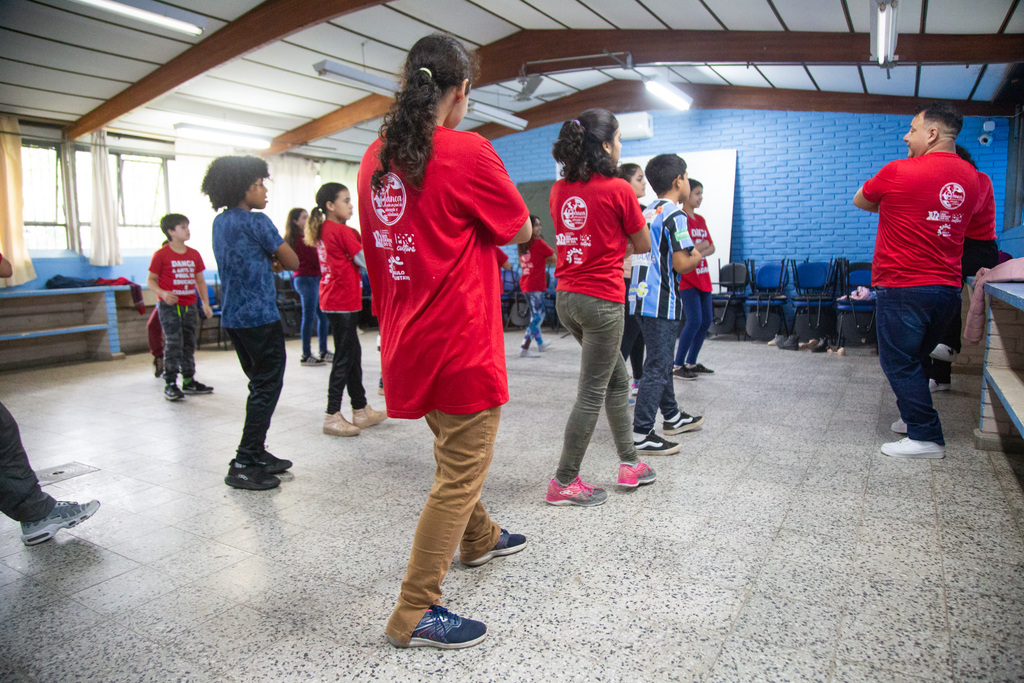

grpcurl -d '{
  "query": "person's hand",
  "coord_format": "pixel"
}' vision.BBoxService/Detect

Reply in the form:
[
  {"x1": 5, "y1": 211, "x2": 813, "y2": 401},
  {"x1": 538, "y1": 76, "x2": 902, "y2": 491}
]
[
  {"x1": 163, "y1": 292, "x2": 179, "y2": 305},
  {"x1": 271, "y1": 256, "x2": 284, "y2": 273},
  {"x1": 202, "y1": 303, "x2": 213, "y2": 319}
]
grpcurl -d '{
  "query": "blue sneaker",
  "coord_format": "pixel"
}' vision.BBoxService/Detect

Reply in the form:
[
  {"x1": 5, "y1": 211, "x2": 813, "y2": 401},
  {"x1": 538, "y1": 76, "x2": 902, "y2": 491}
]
[
  {"x1": 461, "y1": 528, "x2": 526, "y2": 567},
  {"x1": 388, "y1": 605, "x2": 487, "y2": 649}
]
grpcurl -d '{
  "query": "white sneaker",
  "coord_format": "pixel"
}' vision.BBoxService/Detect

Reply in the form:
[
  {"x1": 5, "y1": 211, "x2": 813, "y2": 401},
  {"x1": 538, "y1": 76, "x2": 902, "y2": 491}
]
[
  {"x1": 519, "y1": 348, "x2": 540, "y2": 358},
  {"x1": 929, "y1": 344, "x2": 957, "y2": 362},
  {"x1": 880, "y1": 438, "x2": 945, "y2": 459},
  {"x1": 929, "y1": 379, "x2": 951, "y2": 392},
  {"x1": 538, "y1": 342, "x2": 552, "y2": 352},
  {"x1": 891, "y1": 418, "x2": 908, "y2": 434}
]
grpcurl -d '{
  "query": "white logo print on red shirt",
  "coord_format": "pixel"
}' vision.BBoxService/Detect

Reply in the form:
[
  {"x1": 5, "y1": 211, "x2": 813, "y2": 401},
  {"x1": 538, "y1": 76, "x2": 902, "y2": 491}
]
[{"x1": 373, "y1": 173, "x2": 407, "y2": 226}]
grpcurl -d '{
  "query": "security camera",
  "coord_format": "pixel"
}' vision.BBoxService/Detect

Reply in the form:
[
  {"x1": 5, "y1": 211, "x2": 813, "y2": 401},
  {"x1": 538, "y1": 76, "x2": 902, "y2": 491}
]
[{"x1": 978, "y1": 133, "x2": 993, "y2": 147}]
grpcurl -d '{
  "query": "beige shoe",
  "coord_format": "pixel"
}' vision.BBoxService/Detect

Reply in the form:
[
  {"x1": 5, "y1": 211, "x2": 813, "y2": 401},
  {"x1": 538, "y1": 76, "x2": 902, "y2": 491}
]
[
  {"x1": 323, "y1": 412, "x2": 360, "y2": 437},
  {"x1": 352, "y1": 403, "x2": 387, "y2": 429}
]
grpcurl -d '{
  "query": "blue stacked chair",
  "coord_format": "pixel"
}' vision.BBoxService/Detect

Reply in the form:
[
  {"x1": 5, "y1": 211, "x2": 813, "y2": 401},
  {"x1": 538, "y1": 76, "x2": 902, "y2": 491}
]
[
  {"x1": 836, "y1": 260, "x2": 876, "y2": 347},
  {"x1": 709, "y1": 261, "x2": 748, "y2": 339},
  {"x1": 744, "y1": 260, "x2": 789, "y2": 341},
  {"x1": 791, "y1": 259, "x2": 837, "y2": 342}
]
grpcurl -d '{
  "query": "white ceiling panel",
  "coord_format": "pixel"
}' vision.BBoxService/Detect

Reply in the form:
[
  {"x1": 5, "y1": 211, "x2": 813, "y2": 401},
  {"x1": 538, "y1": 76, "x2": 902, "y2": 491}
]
[
  {"x1": 576, "y1": 0, "x2": 666, "y2": 29},
  {"x1": 0, "y1": 84, "x2": 102, "y2": 116},
  {"x1": 520, "y1": 0, "x2": 615, "y2": 29},
  {"x1": 771, "y1": 0, "x2": 850, "y2": 31},
  {"x1": 755, "y1": 65, "x2": 817, "y2": 90},
  {"x1": 285, "y1": 23, "x2": 407, "y2": 77},
  {"x1": 290, "y1": 142, "x2": 362, "y2": 161},
  {"x1": 0, "y1": 30, "x2": 155, "y2": 83},
  {"x1": 156, "y1": 0, "x2": 262, "y2": 22},
  {"x1": 468, "y1": 0, "x2": 564, "y2": 29},
  {"x1": 545, "y1": 70, "x2": 614, "y2": 91},
  {"x1": 247, "y1": 41, "x2": 400, "y2": 88},
  {"x1": 147, "y1": 93, "x2": 305, "y2": 132},
  {"x1": 329, "y1": 127, "x2": 379, "y2": 146},
  {"x1": 0, "y1": 59, "x2": 125, "y2": 101},
  {"x1": 387, "y1": 0, "x2": 519, "y2": 45},
  {"x1": 860, "y1": 63, "x2": 917, "y2": 96},
  {"x1": 175, "y1": 79, "x2": 338, "y2": 119},
  {"x1": 701, "y1": 0, "x2": 783, "y2": 30},
  {"x1": 116, "y1": 108, "x2": 285, "y2": 138},
  {"x1": 805, "y1": 65, "x2": 866, "y2": 93},
  {"x1": 207, "y1": 61, "x2": 367, "y2": 107},
  {"x1": 972, "y1": 63, "x2": 1011, "y2": 101},
  {"x1": 669, "y1": 65, "x2": 729, "y2": 85},
  {"x1": 0, "y1": 104, "x2": 77, "y2": 121},
  {"x1": 923, "y1": 0, "x2": 1011, "y2": 33},
  {"x1": 600, "y1": 67, "x2": 646, "y2": 80},
  {"x1": 917, "y1": 64, "x2": 985, "y2": 100},
  {"x1": 708, "y1": 64, "x2": 772, "y2": 87},
  {"x1": 850, "y1": 0, "x2": 923, "y2": 33},
  {"x1": 318, "y1": 137, "x2": 373, "y2": 156},
  {"x1": 338, "y1": 5, "x2": 438, "y2": 50},
  {"x1": 636, "y1": 0, "x2": 724, "y2": 30},
  {"x1": 1007, "y1": 4, "x2": 1024, "y2": 31}
]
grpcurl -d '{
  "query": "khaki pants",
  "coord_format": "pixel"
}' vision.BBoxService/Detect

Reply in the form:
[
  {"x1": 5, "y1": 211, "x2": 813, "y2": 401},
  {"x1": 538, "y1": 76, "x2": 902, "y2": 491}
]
[{"x1": 385, "y1": 406, "x2": 502, "y2": 643}]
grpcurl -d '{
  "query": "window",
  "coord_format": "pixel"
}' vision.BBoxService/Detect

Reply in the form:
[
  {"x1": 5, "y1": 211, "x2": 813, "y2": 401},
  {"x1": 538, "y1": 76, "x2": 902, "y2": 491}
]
[{"x1": 21, "y1": 143, "x2": 69, "y2": 250}]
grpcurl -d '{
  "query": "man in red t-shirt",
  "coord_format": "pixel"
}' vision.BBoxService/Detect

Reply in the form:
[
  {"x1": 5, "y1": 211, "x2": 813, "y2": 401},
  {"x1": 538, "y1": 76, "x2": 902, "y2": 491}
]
[
  {"x1": 147, "y1": 213, "x2": 214, "y2": 401},
  {"x1": 854, "y1": 102, "x2": 979, "y2": 460}
]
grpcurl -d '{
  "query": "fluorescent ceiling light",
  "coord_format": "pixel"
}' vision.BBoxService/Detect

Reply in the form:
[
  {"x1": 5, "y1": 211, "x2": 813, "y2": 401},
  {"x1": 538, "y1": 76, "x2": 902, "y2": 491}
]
[
  {"x1": 467, "y1": 101, "x2": 528, "y2": 131},
  {"x1": 869, "y1": 0, "x2": 899, "y2": 69},
  {"x1": 643, "y1": 79, "x2": 693, "y2": 111},
  {"x1": 313, "y1": 60, "x2": 398, "y2": 97},
  {"x1": 68, "y1": 0, "x2": 205, "y2": 36},
  {"x1": 174, "y1": 124, "x2": 271, "y2": 150}
]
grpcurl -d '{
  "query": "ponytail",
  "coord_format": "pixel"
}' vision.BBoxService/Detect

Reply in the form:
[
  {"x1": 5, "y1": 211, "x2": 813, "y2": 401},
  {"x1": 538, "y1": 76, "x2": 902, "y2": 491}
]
[
  {"x1": 372, "y1": 33, "x2": 478, "y2": 192},
  {"x1": 305, "y1": 182, "x2": 346, "y2": 246},
  {"x1": 552, "y1": 108, "x2": 619, "y2": 183},
  {"x1": 304, "y1": 207, "x2": 325, "y2": 247}
]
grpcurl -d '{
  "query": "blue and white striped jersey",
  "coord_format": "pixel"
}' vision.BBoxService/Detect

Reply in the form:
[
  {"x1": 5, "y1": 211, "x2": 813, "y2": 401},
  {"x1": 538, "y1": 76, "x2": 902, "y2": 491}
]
[{"x1": 629, "y1": 198, "x2": 694, "y2": 320}]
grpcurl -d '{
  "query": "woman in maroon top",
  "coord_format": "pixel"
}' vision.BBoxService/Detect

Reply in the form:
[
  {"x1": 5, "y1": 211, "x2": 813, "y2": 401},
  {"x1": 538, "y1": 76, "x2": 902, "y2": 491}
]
[{"x1": 285, "y1": 207, "x2": 331, "y2": 365}]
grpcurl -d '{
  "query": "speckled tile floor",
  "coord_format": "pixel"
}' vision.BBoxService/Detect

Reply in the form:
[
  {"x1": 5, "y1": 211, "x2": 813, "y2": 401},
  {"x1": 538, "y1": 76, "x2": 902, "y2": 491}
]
[{"x1": 2, "y1": 329, "x2": 1023, "y2": 682}]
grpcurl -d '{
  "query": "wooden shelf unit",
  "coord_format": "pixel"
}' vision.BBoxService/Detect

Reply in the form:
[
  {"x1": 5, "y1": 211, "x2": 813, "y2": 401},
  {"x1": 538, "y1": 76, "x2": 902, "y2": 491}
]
[{"x1": 977, "y1": 281, "x2": 1024, "y2": 452}]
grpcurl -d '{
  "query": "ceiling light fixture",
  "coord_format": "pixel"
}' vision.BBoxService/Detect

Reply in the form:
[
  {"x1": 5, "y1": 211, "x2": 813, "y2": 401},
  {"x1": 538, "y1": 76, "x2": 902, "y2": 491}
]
[
  {"x1": 467, "y1": 101, "x2": 528, "y2": 131},
  {"x1": 313, "y1": 60, "x2": 398, "y2": 97},
  {"x1": 173, "y1": 124, "x2": 271, "y2": 150},
  {"x1": 68, "y1": 0, "x2": 205, "y2": 36},
  {"x1": 643, "y1": 78, "x2": 693, "y2": 111},
  {"x1": 869, "y1": 0, "x2": 900, "y2": 74}
]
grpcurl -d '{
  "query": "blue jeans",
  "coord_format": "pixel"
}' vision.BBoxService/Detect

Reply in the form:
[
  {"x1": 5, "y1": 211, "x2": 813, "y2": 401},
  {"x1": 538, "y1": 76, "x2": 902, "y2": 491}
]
[
  {"x1": 675, "y1": 289, "x2": 713, "y2": 366},
  {"x1": 522, "y1": 291, "x2": 545, "y2": 348},
  {"x1": 634, "y1": 316, "x2": 683, "y2": 434},
  {"x1": 292, "y1": 275, "x2": 329, "y2": 358},
  {"x1": 875, "y1": 285, "x2": 960, "y2": 445}
]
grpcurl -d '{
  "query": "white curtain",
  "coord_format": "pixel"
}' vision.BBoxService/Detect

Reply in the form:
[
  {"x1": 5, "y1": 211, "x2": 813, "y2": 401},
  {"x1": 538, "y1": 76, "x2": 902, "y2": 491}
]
[
  {"x1": 0, "y1": 115, "x2": 36, "y2": 286},
  {"x1": 267, "y1": 155, "x2": 319, "y2": 233},
  {"x1": 89, "y1": 129, "x2": 121, "y2": 266},
  {"x1": 319, "y1": 160, "x2": 361, "y2": 233}
]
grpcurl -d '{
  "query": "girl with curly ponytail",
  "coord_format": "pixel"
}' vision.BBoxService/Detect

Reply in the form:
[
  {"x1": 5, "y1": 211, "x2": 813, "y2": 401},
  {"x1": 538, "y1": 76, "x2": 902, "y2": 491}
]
[{"x1": 357, "y1": 33, "x2": 532, "y2": 650}]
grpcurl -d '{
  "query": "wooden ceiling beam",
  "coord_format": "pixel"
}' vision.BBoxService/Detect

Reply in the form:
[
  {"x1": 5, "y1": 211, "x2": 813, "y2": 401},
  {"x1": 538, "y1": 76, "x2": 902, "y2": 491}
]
[
  {"x1": 65, "y1": 0, "x2": 387, "y2": 141},
  {"x1": 262, "y1": 94, "x2": 391, "y2": 157},
  {"x1": 471, "y1": 79, "x2": 1017, "y2": 140}
]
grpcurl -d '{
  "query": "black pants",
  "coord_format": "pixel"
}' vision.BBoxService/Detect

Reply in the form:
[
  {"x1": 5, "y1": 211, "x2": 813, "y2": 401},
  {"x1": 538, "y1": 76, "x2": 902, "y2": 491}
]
[
  {"x1": 929, "y1": 238, "x2": 999, "y2": 384},
  {"x1": 225, "y1": 321, "x2": 286, "y2": 466},
  {"x1": 326, "y1": 312, "x2": 367, "y2": 415},
  {"x1": 621, "y1": 278, "x2": 645, "y2": 380},
  {"x1": 157, "y1": 301, "x2": 197, "y2": 383},
  {"x1": 0, "y1": 400, "x2": 55, "y2": 523}
]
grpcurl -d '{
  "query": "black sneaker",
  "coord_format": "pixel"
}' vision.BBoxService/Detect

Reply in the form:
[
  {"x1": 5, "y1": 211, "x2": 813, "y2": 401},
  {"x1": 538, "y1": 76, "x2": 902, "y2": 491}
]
[
  {"x1": 255, "y1": 451, "x2": 293, "y2": 475},
  {"x1": 663, "y1": 412, "x2": 705, "y2": 435},
  {"x1": 388, "y1": 605, "x2": 487, "y2": 649},
  {"x1": 320, "y1": 351, "x2": 334, "y2": 363},
  {"x1": 688, "y1": 363, "x2": 714, "y2": 374},
  {"x1": 778, "y1": 333, "x2": 800, "y2": 351},
  {"x1": 181, "y1": 379, "x2": 214, "y2": 394},
  {"x1": 300, "y1": 355, "x2": 325, "y2": 366},
  {"x1": 633, "y1": 430, "x2": 681, "y2": 455},
  {"x1": 224, "y1": 460, "x2": 280, "y2": 490},
  {"x1": 461, "y1": 529, "x2": 527, "y2": 567},
  {"x1": 673, "y1": 366, "x2": 697, "y2": 381},
  {"x1": 164, "y1": 383, "x2": 185, "y2": 401}
]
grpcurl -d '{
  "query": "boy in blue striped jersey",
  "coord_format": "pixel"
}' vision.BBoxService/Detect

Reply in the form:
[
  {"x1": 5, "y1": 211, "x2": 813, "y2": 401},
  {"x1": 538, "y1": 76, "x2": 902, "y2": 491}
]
[{"x1": 630, "y1": 154, "x2": 707, "y2": 454}]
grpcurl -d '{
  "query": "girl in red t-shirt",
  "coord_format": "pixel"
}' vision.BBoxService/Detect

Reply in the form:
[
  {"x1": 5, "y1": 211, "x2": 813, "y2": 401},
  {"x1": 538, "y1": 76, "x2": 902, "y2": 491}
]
[
  {"x1": 305, "y1": 182, "x2": 386, "y2": 438},
  {"x1": 546, "y1": 108, "x2": 655, "y2": 507},
  {"x1": 517, "y1": 215, "x2": 556, "y2": 357},
  {"x1": 674, "y1": 179, "x2": 717, "y2": 378}
]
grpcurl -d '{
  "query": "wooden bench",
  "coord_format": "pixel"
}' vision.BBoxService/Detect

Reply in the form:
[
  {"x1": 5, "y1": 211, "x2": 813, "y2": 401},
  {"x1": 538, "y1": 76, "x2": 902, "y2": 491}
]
[{"x1": 976, "y1": 281, "x2": 1024, "y2": 454}]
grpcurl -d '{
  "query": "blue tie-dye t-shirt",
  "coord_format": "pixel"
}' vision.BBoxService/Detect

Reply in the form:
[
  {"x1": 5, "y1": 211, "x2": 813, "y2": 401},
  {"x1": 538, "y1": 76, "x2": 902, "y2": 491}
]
[{"x1": 212, "y1": 208, "x2": 285, "y2": 329}]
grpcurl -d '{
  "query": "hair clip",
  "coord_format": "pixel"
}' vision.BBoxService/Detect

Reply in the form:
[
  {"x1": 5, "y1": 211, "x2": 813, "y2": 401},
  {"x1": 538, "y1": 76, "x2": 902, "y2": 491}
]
[{"x1": 418, "y1": 67, "x2": 433, "y2": 78}]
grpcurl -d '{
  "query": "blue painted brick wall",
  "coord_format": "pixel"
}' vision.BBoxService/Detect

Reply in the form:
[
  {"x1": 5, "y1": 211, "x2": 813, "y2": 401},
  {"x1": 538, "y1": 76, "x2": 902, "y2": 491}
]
[{"x1": 492, "y1": 109, "x2": 1012, "y2": 267}]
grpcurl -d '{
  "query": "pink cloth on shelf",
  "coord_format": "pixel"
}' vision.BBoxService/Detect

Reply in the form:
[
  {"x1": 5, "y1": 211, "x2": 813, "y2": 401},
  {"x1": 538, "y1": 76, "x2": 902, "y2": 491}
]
[{"x1": 964, "y1": 258, "x2": 1024, "y2": 344}]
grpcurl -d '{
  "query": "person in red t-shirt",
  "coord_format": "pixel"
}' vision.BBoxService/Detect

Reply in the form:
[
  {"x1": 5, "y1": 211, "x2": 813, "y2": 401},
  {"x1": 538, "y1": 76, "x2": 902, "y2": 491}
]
[
  {"x1": 546, "y1": 108, "x2": 655, "y2": 507},
  {"x1": 285, "y1": 207, "x2": 331, "y2": 365},
  {"x1": 357, "y1": 34, "x2": 532, "y2": 650},
  {"x1": 147, "y1": 213, "x2": 214, "y2": 401},
  {"x1": 305, "y1": 183, "x2": 385, "y2": 438},
  {"x1": 517, "y1": 215, "x2": 556, "y2": 357},
  {"x1": 854, "y1": 102, "x2": 980, "y2": 460},
  {"x1": 673, "y1": 179, "x2": 717, "y2": 379}
]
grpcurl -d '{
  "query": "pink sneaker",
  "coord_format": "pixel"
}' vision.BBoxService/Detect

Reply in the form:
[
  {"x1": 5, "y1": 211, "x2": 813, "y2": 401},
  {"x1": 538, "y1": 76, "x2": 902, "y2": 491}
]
[
  {"x1": 545, "y1": 477, "x2": 608, "y2": 507},
  {"x1": 618, "y1": 462, "x2": 657, "y2": 488}
]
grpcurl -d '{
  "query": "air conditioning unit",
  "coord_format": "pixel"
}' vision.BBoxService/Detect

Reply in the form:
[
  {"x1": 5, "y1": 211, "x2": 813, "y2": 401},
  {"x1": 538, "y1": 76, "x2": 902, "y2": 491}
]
[{"x1": 618, "y1": 111, "x2": 654, "y2": 140}]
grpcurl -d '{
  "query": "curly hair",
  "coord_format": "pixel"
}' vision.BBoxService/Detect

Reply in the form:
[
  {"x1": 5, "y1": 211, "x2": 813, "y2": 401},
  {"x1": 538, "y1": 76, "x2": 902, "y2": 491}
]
[
  {"x1": 372, "y1": 34, "x2": 478, "y2": 192},
  {"x1": 304, "y1": 182, "x2": 346, "y2": 247},
  {"x1": 200, "y1": 156, "x2": 269, "y2": 210},
  {"x1": 551, "y1": 108, "x2": 619, "y2": 183}
]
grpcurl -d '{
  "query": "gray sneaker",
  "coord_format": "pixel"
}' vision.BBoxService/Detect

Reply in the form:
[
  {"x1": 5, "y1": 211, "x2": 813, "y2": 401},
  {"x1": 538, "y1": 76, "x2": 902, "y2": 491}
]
[{"x1": 20, "y1": 500, "x2": 100, "y2": 546}]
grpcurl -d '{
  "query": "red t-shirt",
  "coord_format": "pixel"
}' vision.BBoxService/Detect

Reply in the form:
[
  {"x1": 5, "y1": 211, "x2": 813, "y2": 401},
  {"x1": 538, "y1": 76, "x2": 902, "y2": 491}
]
[
  {"x1": 551, "y1": 175, "x2": 645, "y2": 302},
  {"x1": 317, "y1": 220, "x2": 363, "y2": 312},
  {"x1": 519, "y1": 238, "x2": 555, "y2": 292},
  {"x1": 293, "y1": 239, "x2": 322, "y2": 278},
  {"x1": 357, "y1": 128, "x2": 528, "y2": 419},
  {"x1": 861, "y1": 152, "x2": 980, "y2": 288},
  {"x1": 965, "y1": 171, "x2": 997, "y2": 241},
  {"x1": 679, "y1": 213, "x2": 713, "y2": 292},
  {"x1": 148, "y1": 244, "x2": 205, "y2": 306}
]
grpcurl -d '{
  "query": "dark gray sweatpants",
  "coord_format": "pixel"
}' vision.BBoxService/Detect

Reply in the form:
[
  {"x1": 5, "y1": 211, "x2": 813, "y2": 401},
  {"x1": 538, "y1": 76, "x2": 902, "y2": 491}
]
[{"x1": 0, "y1": 400, "x2": 55, "y2": 523}]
